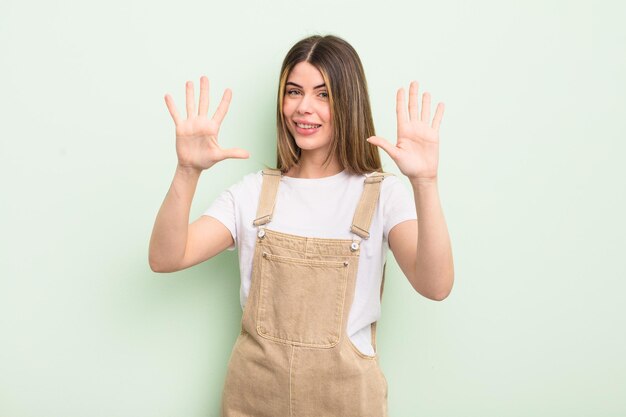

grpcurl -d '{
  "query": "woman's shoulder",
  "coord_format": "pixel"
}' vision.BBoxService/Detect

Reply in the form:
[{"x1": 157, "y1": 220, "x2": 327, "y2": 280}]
[
  {"x1": 371, "y1": 170, "x2": 411, "y2": 200},
  {"x1": 236, "y1": 168, "x2": 265, "y2": 183},
  {"x1": 219, "y1": 169, "x2": 263, "y2": 196}
]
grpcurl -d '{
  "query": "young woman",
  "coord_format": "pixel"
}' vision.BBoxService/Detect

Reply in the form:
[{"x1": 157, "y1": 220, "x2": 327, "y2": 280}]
[{"x1": 149, "y1": 35, "x2": 453, "y2": 416}]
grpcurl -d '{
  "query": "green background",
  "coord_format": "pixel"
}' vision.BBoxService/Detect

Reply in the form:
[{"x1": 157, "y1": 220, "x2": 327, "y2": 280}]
[{"x1": 1, "y1": 0, "x2": 623, "y2": 416}]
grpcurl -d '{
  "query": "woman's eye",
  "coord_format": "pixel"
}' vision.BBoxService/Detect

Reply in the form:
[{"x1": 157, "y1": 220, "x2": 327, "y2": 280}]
[
  {"x1": 287, "y1": 89, "x2": 301, "y2": 96},
  {"x1": 319, "y1": 91, "x2": 329, "y2": 98}
]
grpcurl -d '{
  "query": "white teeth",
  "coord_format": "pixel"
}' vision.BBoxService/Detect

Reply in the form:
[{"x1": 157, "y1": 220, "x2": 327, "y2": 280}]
[{"x1": 296, "y1": 123, "x2": 321, "y2": 129}]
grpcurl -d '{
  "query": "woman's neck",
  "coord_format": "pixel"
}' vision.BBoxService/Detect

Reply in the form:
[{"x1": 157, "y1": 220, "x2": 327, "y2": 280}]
[{"x1": 285, "y1": 152, "x2": 343, "y2": 179}]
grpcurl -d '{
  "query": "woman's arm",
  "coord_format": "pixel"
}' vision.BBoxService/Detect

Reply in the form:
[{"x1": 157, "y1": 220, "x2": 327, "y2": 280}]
[
  {"x1": 388, "y1": 179, "x2": 453, "y2": 301},
  {"x1": 367, "y1": 81, "x2": 454, "y2": 300},
  {"x1": 149, "y1": 166, "x2": 235, "y2": 273},
  {"x1": 149, "y1": 76, "x2": 248, "y2": 272}
]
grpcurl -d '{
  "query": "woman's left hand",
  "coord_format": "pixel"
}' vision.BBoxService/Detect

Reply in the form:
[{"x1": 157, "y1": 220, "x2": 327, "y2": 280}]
[{"x1": 366, "y1": 81, "x2": 444, "y2": 183}]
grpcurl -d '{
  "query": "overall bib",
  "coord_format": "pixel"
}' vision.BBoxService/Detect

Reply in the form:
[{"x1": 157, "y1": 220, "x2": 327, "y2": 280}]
[{"x1": 221, "y1": 168, "x2": 393, "y2": 417}]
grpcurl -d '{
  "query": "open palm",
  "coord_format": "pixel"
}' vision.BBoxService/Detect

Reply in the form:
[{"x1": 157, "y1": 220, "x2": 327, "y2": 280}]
[
  {"x1": 367, "y1": 81, "x2": 444, "y2": 181},
  {"x1": 164, "y1": 76, "x2": 249, "y2": 172}
]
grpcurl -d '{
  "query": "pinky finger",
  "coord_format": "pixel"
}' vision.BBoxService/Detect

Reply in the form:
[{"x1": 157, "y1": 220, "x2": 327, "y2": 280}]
[
  {"x1": 432, "y1": 102, "x2": 445, "y2": 131},
  {"x1": 164, "y1": 94, "x2": 182, "y2": 126}
]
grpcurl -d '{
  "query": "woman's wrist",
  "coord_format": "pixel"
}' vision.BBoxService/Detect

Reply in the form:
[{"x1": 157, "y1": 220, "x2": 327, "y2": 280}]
[
  {"x1": 176, "y1": 163, "x2": 203, "y2": 178},
  {"x1": 409, "y1": 176, "x2": 438, "y2": 189}
]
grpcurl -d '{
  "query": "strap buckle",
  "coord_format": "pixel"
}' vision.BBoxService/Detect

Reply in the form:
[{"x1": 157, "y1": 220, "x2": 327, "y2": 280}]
[
  {"x1": 350, "y1": 224, "x2": 370, "y2": 240},
  {"x1": 261, "y1": 169, "x2": 282, "y2": 176},
  {"x1": 364, "y1": 174, "x2": 386, "y2": 184},
  {"x1": 253, "y1": 214, "x2": 272, "y2": 227}
]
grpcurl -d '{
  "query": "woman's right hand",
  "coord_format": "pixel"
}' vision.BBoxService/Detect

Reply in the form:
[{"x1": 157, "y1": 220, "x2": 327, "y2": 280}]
[{"x1": 164, "y1": 76, "x2": 249, "y2": 172}]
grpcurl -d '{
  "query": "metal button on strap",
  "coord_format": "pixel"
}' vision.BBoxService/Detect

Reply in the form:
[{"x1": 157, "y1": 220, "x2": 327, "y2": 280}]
[
  {"x1": 350, "y1": 242, "x2": 359, "y2": 251},
  {"x1": 257, "y1": 229, "x2": 266, "y2": 239}
]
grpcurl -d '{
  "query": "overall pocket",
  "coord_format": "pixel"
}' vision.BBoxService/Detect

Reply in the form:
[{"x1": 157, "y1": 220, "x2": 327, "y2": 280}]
[{"x1": 256, "y1": 251, "x2": 349, "y2": 348}]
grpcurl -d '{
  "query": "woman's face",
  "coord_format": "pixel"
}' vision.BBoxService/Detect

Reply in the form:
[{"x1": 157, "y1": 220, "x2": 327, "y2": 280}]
[{"x1": 282, "y1": 61, "x2": 333, "y2": 155}]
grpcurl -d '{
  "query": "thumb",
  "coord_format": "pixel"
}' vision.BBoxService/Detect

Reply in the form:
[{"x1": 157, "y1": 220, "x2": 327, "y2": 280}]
[
  {"x1": 366, "y1": 136, "x2": 397, "y2": 159},
  {"x1": 221, "y1": 147, "x2": 250, "y2": 159}
]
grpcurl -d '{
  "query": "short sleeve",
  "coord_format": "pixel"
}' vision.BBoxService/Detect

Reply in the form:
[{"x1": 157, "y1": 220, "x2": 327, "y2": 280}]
[
  {"x1": 202, "y1": 188, "x2": 237, "y2": 251},
  {"x1": 382, "y1": 176, "x2": 417, "y2": 240}
]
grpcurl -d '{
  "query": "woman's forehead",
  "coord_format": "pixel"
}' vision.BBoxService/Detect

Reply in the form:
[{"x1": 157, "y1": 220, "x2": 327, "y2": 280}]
[{"x1": 287, "y1": 62, "x2": 325, "y2": 86}]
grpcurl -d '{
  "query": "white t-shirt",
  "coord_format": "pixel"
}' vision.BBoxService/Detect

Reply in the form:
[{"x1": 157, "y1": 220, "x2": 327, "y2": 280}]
[{"x1": 203, "y1": 169, "x2": 417, "y2": 355}]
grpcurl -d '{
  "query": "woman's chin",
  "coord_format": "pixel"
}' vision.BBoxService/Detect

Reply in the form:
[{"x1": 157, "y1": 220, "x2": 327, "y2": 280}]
[
  {"x1": 295, "y1": 143, "x2": 328, "y2": 153},
  {"x1": 293, "y1": 137, "x2": 332, "y2": 152}
]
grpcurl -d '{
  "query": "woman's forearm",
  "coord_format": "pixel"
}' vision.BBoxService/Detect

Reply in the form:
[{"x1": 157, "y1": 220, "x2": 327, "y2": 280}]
[
  {"x1": 148, "y1": 165, "x2": 202, "y2": 272},
  {"x1": 409, "y1": 178, "x2": 454, "y2": 300}
]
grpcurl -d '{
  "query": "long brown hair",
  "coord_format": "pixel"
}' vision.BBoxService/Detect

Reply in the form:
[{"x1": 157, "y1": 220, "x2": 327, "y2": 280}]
[{"x1": 275, "y1": 35, "x2": 383, "y2": 175}]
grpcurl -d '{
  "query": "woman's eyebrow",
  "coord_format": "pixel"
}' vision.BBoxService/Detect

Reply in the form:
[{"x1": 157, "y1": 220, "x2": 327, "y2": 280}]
[{"x1": 286, "y1": 81, "x2": 327, "y2": 89}]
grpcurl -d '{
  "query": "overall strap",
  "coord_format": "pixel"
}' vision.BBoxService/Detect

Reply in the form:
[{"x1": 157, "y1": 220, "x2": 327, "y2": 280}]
[
  {"x1": 350, "y1": 171, "x2": 395, "y2": 239},
  {"x1": 253, "y1": 168, "x2": 282, "y2": 227}
]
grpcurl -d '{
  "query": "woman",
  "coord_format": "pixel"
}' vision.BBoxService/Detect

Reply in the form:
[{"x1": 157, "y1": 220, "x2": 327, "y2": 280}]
[{"x1": 149, "y1": 34, "x2": 454, "y2": 416}]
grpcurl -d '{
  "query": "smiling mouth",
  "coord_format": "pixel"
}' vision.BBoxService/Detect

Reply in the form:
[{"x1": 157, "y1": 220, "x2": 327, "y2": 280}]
[{"x1": 296, "y1": 122, "x2": 321, "y2": 129}]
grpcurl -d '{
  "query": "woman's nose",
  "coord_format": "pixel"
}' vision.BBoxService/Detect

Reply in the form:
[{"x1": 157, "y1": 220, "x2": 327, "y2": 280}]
[{"x1": 296, "y1": 95, "x2": 313, "y2": 114}]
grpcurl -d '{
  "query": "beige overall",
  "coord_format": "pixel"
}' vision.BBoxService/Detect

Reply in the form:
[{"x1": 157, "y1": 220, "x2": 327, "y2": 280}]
[{"x1": 221, "y1": 168, "x2": 394, "y2": 417}]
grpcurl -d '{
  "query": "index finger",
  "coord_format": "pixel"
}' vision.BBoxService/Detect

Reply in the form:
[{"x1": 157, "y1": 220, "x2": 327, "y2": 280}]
[
  {"x1": 164, "y1": 94, "x2": 182, "y2": 126},
  {"x1": 432, "y1": 102, "x2": 445, "y2": 130},
  {"x1": 211, "y1": 88, "x2": 232, "y2": 125},
  {"x1": 396, "y1": 88, "x2": 408, "y2": 125}
]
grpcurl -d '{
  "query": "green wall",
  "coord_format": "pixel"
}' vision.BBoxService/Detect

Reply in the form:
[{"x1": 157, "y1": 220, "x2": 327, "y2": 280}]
[{"x1": 1, "y1": 0, "x2": 623, "y2": 415}]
